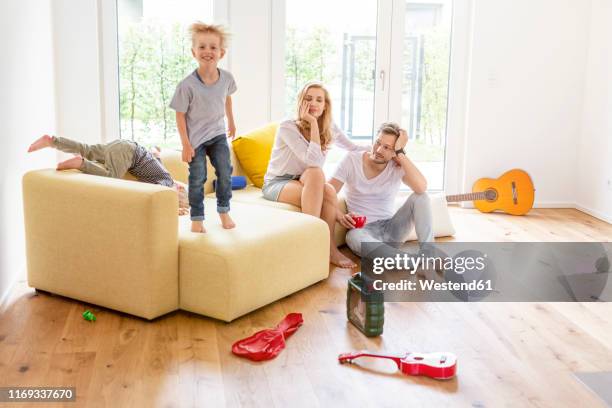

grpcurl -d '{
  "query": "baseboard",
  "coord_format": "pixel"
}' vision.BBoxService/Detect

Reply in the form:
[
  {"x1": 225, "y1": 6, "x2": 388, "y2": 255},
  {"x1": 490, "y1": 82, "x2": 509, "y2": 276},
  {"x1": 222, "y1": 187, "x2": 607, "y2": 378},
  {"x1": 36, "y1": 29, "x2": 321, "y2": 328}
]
[
  {"x1": 458, "y1": 202, "x2": 574, "y2": 209},
  {"x1": 575, "y1": 204, "x2": 612, "y2": 225},
  {"x1": 0, "y1": 276, "x2": 17, "y2": 313},
  {"x1": 533, "y1": 202, "x2": 576, "y2": 208},
  {"x1": 456, "y1": 200, "x2": 611, "y2": 225}
]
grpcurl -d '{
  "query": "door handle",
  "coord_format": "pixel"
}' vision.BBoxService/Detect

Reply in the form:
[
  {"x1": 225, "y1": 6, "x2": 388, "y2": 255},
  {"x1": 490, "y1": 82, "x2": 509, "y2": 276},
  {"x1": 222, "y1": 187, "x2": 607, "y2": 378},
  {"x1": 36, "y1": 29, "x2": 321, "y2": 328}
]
[{"x1": 379, "y1": 69, "x2": 386, "y2": 91}]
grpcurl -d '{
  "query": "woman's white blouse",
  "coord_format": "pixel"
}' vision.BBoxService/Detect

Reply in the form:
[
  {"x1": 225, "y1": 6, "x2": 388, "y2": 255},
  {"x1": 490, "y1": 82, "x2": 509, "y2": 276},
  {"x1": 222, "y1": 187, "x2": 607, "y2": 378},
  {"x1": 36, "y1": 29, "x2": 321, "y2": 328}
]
[{"x1": 264, "y1": 119, "x2": 367, "y2": 183}]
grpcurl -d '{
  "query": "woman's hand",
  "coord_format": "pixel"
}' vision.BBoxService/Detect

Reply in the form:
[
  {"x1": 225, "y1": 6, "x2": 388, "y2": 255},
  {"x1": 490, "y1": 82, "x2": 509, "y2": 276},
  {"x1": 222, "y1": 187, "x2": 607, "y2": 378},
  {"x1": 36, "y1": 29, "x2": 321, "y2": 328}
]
[
  {"x1": 299, "y1": 100, "x2": 317, "y2": 124},
  {"x1": 337, "y1": 211, "x2": 357, "y2": 229},
  {"x1": 182, "y1": 143, "x2": 195, "y2": 163}
]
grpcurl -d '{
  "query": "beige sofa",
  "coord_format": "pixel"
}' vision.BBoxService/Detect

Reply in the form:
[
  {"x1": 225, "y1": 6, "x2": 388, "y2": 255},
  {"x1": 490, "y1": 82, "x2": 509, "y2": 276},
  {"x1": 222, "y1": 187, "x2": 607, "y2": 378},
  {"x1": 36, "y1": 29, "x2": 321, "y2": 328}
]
[
  {"x1": 22, "y1": 149, "x2": 330, "y2": 321},
  {"x1": 23, "y1": 137, "x2": 454, "y2": 322}
]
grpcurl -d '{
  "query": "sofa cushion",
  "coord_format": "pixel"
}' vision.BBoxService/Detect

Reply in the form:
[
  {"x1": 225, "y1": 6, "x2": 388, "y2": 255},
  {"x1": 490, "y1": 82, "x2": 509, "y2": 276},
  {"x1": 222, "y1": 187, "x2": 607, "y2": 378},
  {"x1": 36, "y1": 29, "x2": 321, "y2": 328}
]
[
  {"x1": 208, "y1": 188, "x2": 454, "y2": 246},
  {"x1": 221, "y1": 185, "x2": 300, "y2": 211},
  {"x1": 404, "y1": 193, "x2": 455, "y2": 241},
  {"x1": 231, "y1": 122, "x2": 278, "y2": 188},
  {"x1": 178, "y1": 199, "x2": 329, "y2": 322}
]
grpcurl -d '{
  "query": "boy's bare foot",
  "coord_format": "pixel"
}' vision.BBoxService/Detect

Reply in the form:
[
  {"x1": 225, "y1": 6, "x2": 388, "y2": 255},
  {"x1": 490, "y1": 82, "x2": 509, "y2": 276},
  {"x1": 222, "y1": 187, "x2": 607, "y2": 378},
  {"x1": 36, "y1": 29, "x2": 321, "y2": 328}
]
[
  {"x1": 28, "y1": 134, "x2": 53, "y2": 152},
  {"x1": 191, "y1": 221, "x2": 206, "y2": 233},
  {"x1": 56, "y1": 156, "x2": 83, "y2": 170},
  {"x1": 331, "y1": 248, "x2": 357, "y2": 269},
  {"x1": 219, "y1": 213, "x2": 235, "y2": 229}
]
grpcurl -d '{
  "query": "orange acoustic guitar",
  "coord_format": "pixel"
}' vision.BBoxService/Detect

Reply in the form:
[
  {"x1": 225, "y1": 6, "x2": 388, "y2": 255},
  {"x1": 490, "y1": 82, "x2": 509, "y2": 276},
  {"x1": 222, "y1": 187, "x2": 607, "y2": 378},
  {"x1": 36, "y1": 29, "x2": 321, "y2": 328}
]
[{"x1": 446, "y1": 169, "x2": 535, "y2": 215}]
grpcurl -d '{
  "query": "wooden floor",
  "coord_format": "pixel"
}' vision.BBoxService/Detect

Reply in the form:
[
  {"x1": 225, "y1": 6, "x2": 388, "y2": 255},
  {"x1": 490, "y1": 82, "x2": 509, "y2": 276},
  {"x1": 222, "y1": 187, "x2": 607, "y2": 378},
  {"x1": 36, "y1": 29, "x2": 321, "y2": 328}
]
[{"x1": 1, "y1": 208, "x2": 611, "y2": 408}]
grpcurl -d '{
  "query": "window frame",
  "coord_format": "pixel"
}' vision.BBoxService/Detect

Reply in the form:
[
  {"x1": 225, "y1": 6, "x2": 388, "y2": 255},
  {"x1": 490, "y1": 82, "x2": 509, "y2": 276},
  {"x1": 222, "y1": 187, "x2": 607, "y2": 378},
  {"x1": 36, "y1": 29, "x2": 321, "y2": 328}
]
[
  {"x1": 270, "y1": 0, "x2": 473, "y2": 193},
  {"x1": 98, "y1": 0, "x2": 228, "y2": 144},
  {"x1": 98, "y1": 0, "x2": 472, "y2": 194}
]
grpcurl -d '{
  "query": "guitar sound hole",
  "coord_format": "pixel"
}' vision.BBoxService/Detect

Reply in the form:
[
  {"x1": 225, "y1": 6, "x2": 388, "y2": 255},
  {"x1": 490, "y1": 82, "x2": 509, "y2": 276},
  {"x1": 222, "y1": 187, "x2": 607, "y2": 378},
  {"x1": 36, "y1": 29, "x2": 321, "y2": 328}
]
[{"x1": 485, "y1": 189, "x2": 498, "y2": 202}]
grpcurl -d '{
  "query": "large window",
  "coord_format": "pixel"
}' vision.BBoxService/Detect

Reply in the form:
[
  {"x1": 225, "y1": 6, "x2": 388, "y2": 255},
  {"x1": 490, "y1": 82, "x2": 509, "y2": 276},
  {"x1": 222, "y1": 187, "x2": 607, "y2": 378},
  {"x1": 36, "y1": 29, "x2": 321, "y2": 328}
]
[
  {"x1": 285, "y1": 0, "x2": 377, "y2": 140},
  {"x1": 399, "y1": 1, "x2": 452, "y2": 190},
  {"x1": 285, "y1": 0, "x2": 377, "y2": 170},
  {"x1": 284, "y1": 0, "x2": 453, "y2": 190},
  {"x1": 117, "y1": 0, "x2": 213, "y2": 148}
]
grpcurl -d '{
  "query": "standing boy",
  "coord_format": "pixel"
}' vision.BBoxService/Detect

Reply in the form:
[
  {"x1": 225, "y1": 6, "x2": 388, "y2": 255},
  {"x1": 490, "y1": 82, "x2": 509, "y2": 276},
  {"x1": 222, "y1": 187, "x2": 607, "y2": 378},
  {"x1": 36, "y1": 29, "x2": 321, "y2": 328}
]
[{"x1": 170, "y1": 22, "x2": 237, "y2": 233}]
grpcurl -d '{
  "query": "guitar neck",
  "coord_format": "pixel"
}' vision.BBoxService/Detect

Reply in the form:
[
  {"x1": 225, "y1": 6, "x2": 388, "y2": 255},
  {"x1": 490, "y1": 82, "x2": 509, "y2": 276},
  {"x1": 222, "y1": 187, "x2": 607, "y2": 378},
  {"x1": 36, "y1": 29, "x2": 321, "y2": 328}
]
[
  {"x1": 339, "y1": 351, "x2": 405, "y2": 363},
  {"x1": 446, "y1": 192, "x2": 488, "y2": 203}
]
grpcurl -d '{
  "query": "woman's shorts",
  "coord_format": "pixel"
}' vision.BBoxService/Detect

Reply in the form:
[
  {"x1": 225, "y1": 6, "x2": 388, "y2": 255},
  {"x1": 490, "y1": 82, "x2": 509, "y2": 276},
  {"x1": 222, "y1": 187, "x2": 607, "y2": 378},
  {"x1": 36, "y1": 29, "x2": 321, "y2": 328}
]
[{"x1": 262, "y1": 174, "x2": 301, "y2": 201}]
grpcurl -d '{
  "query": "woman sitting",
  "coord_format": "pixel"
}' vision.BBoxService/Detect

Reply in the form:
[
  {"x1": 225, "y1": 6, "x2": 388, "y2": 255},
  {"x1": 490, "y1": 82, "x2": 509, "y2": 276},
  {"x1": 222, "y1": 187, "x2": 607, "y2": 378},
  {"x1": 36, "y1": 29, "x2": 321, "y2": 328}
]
[{"x1": 263, "y1": 82, "x2": 367, "y2": 268}]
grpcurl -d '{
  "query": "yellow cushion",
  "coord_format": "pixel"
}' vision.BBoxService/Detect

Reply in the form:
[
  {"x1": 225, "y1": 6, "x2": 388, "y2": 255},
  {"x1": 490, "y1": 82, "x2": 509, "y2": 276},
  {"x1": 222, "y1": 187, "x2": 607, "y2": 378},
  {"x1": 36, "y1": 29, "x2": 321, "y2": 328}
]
[{"x1": 231, "y1": 122, "x2": 278, "y2": 188}]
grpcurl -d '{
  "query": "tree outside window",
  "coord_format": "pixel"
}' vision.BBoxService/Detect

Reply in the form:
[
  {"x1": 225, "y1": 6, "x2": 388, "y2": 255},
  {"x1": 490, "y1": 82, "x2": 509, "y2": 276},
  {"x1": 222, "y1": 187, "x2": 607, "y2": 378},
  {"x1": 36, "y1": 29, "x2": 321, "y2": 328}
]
[{"x1": 117, "y1": 0, "x2": 212, "y2": 149}]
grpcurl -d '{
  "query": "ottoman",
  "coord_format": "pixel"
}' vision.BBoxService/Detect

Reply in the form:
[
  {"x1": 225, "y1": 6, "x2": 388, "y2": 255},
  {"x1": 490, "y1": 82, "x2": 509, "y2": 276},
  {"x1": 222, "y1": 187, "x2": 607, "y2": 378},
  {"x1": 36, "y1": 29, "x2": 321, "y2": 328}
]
[{"x1": 178, "y1": 199, "x2": 330, "y2": 322}]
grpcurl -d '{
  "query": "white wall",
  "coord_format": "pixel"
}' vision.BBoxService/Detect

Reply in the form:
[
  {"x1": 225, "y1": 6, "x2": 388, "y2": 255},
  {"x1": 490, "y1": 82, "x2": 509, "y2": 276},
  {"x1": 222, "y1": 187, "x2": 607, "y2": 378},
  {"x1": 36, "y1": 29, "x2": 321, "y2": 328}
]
[
  {"x1": 577, "y1": 0, "x2": 612, "y2": 223},
  {"x1": 53, "y1": 0, "x2": 105, "y2": 144},
  {"x1": 227, "y1": 0, "x2": 277, "y2": 131},
  {"x1": 0, "y1": 0, "x2": 57, "y2": 306},
  {"x1": 460, "y1": 0, "x2": 592, "y2": 207}
]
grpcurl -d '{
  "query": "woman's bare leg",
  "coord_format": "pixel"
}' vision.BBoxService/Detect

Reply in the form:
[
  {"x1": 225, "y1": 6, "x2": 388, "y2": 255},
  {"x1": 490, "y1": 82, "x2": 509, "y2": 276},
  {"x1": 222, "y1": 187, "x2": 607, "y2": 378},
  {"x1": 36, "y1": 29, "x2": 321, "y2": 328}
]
[
  {"x1": 277, "y1": 180, "x2": 304, "y2": 205},
  {"x1": 321, "y1": 183, "x2": 356, "y2": 268},
  {"x1": 298, "y1": 167, "x2": 325, "y2": 217},
  {"x1": 278, "y1": 169, "x2": 324, "y2": 217},
  {"x1": 278, "y1": 178, "x2": 356, "y2": 268}
]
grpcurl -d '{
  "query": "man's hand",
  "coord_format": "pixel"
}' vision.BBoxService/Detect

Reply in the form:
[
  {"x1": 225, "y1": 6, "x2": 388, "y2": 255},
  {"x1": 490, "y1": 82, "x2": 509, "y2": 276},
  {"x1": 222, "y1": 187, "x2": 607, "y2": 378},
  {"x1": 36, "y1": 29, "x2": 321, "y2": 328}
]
[
  {"x1": 182, "y1": 143, "x2": 195, "y2": 163},
  {"x1": 227, "y1": 122, "x2": 236, "y2": 140},
  {"x1": 392, "y1": 129, "x2": 409, "y2": 165},
  {"x1": 395, "y1": 129, "x2": 408, "y2": 152},
  {"x1": 337, "y1": 211, "x2": 357, "y2": 229}
]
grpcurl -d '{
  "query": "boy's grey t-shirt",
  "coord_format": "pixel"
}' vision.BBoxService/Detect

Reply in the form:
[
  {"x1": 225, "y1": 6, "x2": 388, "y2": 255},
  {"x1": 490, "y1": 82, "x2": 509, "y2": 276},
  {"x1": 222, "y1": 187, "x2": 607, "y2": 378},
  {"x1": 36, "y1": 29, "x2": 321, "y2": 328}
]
[{"x1": 170, "y1": 68, "x2": 237, "y2": 149}]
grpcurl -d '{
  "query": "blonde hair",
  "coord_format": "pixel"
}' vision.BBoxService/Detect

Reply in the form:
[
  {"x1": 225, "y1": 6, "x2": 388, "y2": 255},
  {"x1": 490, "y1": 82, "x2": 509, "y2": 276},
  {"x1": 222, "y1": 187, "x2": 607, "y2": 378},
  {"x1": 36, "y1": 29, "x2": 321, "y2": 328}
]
[
  {"x1": 295, "y1": 82, "x2": 333, "y2": 151},
  {"x1": 189, "y1": 22, "x2": 230, "y2": 49}
]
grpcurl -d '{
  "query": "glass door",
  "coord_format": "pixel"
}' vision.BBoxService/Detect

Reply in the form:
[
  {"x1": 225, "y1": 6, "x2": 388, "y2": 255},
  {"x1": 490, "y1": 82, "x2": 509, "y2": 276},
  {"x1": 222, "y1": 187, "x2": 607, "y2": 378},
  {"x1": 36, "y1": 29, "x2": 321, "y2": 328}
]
[
  {"x1": 388, "y1": 0, "x2": 453, "y2": 190},
  {"x1": 282, "y1": 0, "x2": 453, "y2": 189},
  {"x1": 284, "y1": 0, "x2": 380, "y2": 171}
]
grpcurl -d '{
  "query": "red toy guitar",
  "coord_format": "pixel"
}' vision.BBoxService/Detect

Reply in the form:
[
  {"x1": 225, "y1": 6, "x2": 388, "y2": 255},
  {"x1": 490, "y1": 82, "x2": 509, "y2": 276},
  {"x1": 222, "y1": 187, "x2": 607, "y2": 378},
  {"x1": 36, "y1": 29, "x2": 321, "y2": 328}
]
[{"x1": 338, "y1": 351, "x2": 457, "y2": 380}]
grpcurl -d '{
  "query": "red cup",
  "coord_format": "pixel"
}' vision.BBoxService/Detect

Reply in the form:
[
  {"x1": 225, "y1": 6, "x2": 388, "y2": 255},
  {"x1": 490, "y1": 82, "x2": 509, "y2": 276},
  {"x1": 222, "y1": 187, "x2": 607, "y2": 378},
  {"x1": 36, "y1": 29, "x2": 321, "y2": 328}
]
[{"x1": 351, "y1": 215, "x2": 366, "y2": 228}]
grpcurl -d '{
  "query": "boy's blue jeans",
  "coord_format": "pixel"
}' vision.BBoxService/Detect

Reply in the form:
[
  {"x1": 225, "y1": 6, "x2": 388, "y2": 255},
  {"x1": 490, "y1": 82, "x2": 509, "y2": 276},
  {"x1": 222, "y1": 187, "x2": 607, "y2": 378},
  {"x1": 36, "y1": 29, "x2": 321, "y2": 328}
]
[{"x1": 188, "y1": 134, "x2": 233, "y2": 221}]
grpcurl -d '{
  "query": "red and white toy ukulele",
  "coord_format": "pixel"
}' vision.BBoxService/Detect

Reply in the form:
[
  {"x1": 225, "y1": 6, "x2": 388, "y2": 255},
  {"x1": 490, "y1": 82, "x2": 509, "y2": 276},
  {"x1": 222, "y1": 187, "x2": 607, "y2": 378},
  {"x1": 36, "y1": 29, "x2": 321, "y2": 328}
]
[{"x1": 338, "y1": 351, "x2": 457, "y2": 380}]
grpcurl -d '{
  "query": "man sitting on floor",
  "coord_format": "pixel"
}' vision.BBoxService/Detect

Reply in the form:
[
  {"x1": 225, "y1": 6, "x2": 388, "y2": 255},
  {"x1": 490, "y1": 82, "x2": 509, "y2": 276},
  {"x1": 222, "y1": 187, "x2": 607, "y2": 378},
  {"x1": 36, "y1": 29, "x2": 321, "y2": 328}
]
[{"x1": 329, "y1": 122, "x2": 433, "y2": 258}]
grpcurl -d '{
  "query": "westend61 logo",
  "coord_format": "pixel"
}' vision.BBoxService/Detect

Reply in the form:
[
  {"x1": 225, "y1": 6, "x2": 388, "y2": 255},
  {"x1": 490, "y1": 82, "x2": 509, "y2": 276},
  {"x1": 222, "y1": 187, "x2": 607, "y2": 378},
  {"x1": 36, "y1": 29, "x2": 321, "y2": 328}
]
[
  {"x1": 361, "y1": 242, "x2": 611, "y2": 302},
  {"x1": 372, "y1": 252, "x2": 487, "y2": 275}
]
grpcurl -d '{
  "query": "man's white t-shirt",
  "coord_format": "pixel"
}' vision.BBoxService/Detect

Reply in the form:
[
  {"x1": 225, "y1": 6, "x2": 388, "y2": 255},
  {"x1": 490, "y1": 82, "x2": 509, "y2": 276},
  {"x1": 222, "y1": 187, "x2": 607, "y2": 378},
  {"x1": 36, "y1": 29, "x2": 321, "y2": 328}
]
[{"x1": 333, "y1": 151, "x2": 404, "y2": 224}]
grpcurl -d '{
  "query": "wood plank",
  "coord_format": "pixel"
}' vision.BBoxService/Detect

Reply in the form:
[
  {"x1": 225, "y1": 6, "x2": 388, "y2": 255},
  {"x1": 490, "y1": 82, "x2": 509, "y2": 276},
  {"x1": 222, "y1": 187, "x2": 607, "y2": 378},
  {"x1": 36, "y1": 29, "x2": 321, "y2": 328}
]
[{"x1": 0, "y1": 208, "x2": 610, "y2": 406}]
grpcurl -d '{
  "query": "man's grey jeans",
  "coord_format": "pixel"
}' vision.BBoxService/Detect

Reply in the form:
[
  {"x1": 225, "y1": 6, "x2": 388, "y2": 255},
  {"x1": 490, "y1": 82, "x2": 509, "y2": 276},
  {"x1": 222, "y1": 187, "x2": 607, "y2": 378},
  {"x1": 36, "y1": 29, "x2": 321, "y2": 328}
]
[{"x1": 345, "y1": 192, "x2": 434, "y2": 258}]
